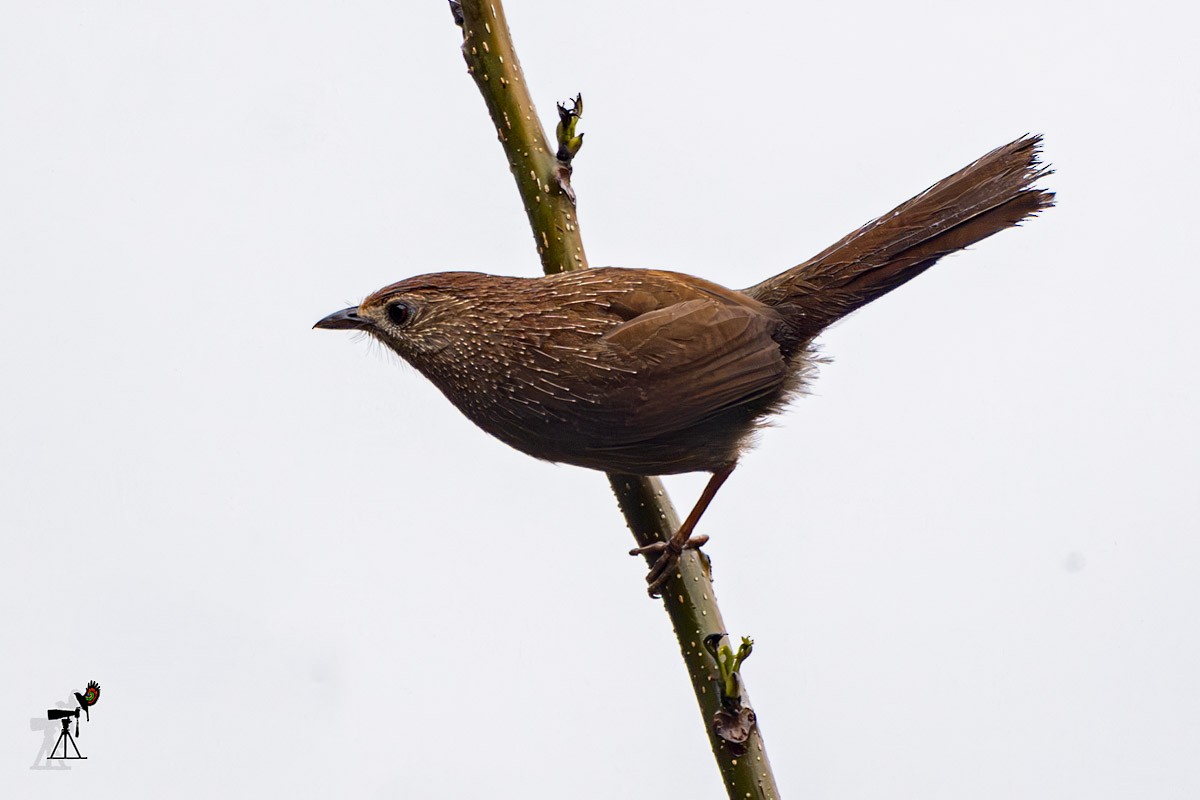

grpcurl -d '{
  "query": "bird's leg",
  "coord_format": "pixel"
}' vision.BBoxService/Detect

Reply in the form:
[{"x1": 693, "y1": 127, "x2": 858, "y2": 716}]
[{"x1": 629, "y1": 463, "x2": 736, "y2": 597}]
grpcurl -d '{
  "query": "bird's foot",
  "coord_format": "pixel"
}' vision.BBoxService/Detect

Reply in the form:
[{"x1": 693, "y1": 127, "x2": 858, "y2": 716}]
[{"x1": 629, "y1": 534, "x2": 709, "y2": 597}]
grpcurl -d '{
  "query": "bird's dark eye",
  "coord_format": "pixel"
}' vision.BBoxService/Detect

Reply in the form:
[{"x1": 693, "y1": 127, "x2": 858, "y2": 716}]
[{"x1": 386, "y1": 302, "x2": 411, "y2": 326}]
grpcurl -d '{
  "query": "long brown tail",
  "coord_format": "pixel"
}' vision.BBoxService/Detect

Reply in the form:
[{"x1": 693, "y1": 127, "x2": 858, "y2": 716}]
[{"x1": 744, "y1": 135, "x2": 1054, "y2": 337}]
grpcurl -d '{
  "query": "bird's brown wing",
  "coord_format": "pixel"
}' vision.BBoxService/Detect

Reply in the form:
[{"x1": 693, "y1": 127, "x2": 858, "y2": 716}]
[{"x1": 584, "y1": 298, "x2": 788, "y2": 444}]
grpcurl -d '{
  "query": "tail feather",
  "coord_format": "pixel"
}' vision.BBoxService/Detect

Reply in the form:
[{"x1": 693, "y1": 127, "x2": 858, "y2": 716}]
[{"x1": 744, "y1": 135, "x2": 1054, "y2": 336}]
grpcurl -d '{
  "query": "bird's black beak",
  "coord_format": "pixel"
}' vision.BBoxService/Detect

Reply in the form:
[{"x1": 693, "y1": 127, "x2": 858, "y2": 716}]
[{"x1": 314, "y1": 306, "x2": 370, "y2": 330}]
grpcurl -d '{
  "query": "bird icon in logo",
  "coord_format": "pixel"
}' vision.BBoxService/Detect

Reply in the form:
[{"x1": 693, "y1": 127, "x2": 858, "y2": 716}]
[{"x1": 73, "y1": 681, "x2": 100, "y2": 722}]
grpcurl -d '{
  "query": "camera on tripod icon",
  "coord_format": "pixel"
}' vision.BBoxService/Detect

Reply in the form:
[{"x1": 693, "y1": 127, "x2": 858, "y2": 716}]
[{"x1": 46, "y1": 681, "x2": 100, "y2": 761}]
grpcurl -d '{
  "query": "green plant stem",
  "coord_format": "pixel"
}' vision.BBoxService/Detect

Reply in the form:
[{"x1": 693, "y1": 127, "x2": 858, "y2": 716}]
[
  {"x1": 454, "y1": 3, "x2": 780, "y2": 797},
  {"x1": 455, "y1": 0, "x2": 584, "y2": 274},
  {"x1": 610, "y1": 475, "x2": 780, "y2": 798}
]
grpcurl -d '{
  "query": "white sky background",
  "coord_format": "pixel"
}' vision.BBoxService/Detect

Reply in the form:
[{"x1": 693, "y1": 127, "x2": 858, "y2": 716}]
[{"x1": 2, "y1": 1, "x2": 1197, "y2": 797}]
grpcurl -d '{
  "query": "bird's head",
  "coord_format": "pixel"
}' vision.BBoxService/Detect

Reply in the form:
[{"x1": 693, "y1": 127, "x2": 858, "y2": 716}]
[{"x1": 314, "y1": 272, "x2": 496, "y2": 363}]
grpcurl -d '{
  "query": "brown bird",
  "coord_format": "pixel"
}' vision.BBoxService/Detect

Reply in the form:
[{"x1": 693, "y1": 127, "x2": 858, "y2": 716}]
[{"x1": 316, "y1": 135, "x2": 1053, "y2": 595}]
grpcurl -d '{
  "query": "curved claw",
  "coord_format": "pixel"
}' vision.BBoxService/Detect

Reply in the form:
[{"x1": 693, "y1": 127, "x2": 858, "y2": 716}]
[
  {"x1": 629, "y1": 541, "x2": 668, "y2": 557},
  {"x1": 630, "y1": 535, "x2": 710, "y2": 597}
]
